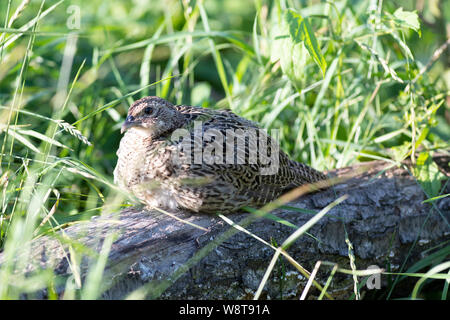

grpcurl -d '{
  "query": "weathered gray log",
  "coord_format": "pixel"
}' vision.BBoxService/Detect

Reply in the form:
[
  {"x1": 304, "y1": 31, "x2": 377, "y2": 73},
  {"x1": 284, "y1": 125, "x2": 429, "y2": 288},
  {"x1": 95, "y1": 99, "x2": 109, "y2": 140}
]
[{"x1": 3, "y1": 155, "x2": 450, "y2": 299}]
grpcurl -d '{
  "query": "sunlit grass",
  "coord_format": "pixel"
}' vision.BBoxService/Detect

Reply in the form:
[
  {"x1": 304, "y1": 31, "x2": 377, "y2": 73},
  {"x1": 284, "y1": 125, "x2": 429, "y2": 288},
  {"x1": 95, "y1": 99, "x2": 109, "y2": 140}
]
[{"x1": 0, "y1": 0, "x2": 448, "y2": 300}]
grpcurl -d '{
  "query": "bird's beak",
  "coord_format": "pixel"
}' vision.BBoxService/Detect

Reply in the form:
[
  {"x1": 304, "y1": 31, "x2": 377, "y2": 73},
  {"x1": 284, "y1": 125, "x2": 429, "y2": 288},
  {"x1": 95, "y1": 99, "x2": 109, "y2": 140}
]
[{"x1": 121, "y1": 119, "x2": 141, "y2": 134}]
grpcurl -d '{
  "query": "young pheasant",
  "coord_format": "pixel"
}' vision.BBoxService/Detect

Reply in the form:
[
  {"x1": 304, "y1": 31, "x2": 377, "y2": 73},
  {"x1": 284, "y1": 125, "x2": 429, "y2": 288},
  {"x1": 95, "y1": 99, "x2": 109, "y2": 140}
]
[{"x1": 114, "y1": 96, "x2": 326, "y2": 213}]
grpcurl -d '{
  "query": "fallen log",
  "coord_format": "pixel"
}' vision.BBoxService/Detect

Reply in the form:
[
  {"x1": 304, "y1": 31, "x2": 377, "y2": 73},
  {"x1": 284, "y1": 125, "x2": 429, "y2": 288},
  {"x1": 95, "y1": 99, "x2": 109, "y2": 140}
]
[{"x1": 2, "y1": 154, "x2": 449, "y2": 299}]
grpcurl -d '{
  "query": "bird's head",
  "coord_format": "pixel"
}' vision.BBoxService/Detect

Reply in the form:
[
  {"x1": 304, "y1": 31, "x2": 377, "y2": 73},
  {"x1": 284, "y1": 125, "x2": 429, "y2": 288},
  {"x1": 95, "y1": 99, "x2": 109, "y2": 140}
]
[{"x1": 121, "y1": 96, "x2": 185, "y2": 138}]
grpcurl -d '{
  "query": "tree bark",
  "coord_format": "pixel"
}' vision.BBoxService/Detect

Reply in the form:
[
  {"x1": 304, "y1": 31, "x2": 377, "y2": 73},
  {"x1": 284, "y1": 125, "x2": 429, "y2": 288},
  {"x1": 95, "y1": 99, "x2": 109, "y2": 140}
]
[{"x1": 2, "y1": 155, "x2": 449, "y2": 299}]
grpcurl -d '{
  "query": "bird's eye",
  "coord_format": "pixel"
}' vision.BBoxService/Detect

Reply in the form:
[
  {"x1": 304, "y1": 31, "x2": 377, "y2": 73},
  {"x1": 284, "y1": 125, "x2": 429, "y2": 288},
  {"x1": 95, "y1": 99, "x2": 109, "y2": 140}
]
[{"x1": 144, "y1": 107, "x2": 153, "y2": 115}]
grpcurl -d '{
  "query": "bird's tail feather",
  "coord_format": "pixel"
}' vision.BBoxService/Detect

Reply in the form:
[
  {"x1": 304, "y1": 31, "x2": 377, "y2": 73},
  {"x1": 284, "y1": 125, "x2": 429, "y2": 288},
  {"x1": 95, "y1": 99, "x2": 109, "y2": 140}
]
[{"x1": 289, "y1": 160, "x2": 327, "y2": 185}]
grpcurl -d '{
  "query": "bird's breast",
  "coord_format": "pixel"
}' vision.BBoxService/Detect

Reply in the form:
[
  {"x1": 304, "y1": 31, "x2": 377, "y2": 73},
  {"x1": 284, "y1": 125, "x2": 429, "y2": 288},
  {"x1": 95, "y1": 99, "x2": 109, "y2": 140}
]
[
  {"x1": 114, "y1": 128, "x2": 176, "y2": 190},
  {"x1": 114, "y1": 130, "x2": 152, "y2": 189}
]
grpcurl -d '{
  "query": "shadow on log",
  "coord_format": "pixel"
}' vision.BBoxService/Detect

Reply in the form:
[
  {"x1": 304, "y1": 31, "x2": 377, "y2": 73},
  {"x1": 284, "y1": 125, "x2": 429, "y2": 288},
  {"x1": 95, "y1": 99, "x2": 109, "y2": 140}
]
[{"x1": 2, "y1": 155, "x2": 449, "y2": 299}]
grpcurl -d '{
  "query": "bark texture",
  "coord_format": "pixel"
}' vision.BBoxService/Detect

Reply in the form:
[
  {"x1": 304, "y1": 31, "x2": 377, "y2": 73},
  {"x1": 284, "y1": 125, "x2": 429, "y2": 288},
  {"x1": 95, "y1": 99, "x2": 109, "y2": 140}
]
[{"x1": 2, "y1": 155, "x2": 449, "y2": 299}]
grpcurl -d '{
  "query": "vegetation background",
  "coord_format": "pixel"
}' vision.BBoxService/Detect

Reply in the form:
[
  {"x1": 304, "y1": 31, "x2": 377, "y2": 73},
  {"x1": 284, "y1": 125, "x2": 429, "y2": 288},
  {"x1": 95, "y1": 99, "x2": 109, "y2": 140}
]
[{"x1": 0, "y1": 0, "x2": 448, "y2": 299}]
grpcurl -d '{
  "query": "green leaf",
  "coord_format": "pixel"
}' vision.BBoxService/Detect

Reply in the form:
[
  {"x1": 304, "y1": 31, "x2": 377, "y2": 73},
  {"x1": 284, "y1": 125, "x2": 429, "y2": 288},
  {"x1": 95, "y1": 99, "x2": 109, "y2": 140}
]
[
  {"x1": 285, "y1": 9, "x2": 327, "y2": 75},
  {"x1": 356, "y1": 40, "x2": 404, "y2": 83},
  {"x1": 413, "y1": 152, "x2": 447, "y2": 197},
  {"x1": 270, "y1": 21, "x2": 308, "y2": 86},
  {"x1": 422, "y1": 193, "x2": 450, "y2": 204},
  {"x1": 17, "y1": 129, "x2": 71, "y2": 150},
  {"x1": 391, "y1": 142, "x2": 411, "y2": 162},
  {"x1": 191, "y1": 82, "x2": 211, "y2": 106},
  {"x1": 5, "y1": 130, "x2": 40, "y2": 154},
  {"x1": 393, "y1": 7, "x2": 421, "y2": 35}
]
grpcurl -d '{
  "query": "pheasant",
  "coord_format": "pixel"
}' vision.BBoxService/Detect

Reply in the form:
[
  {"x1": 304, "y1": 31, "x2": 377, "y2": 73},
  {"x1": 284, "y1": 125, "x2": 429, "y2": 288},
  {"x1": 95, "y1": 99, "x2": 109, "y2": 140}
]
[{"x1": 114, "y1": 96, "x2": 326, "y2": 213}]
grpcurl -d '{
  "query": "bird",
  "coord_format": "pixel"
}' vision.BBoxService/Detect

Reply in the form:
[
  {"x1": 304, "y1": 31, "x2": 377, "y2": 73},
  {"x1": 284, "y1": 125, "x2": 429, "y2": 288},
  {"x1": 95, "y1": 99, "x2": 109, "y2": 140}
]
[{"x1": 114, "y1": 96, "x2": 326, "y2": 213}]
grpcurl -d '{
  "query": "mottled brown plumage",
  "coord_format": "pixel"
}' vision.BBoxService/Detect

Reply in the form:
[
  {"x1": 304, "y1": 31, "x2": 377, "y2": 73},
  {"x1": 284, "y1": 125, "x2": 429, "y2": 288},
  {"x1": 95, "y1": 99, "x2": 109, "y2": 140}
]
[{"x1": 114, "y1": 96, "x2": 326, "y2": 213}]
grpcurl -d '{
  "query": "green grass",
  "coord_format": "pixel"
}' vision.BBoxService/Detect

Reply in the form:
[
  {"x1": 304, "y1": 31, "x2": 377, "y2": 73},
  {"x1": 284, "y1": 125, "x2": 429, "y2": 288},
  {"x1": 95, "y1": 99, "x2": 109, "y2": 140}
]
[{"x1": 0, "y1": 0, "x2": 449, "y2": 300}]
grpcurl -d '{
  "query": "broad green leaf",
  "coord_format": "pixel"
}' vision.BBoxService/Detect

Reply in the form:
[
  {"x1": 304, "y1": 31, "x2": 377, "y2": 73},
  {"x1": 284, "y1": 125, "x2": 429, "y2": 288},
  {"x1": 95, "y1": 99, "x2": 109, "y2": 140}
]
[
  {"x1": 393, "y1": 7, "x2": 421, "y2": 35},
  {"x1": 413, "y1": 152, "x2": 447, "y2": 197},
  {"x1": 391, "y1": 142, "x2": 411, "y2": 162},
  {"x1": 270, "y1": 19, "x2": 308, "y2": 86},
  {"x1": 291, "y1": 42, "x2": 309, "y2": 82},
  {"x1": 285, "y1": 9, "x2": 327, "y2": 75}
]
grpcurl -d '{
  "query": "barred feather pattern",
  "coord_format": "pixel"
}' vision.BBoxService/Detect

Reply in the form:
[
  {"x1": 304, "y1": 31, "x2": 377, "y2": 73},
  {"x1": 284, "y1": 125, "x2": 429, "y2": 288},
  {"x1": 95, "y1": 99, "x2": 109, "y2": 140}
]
[{"x1": 114, "y1": 96, "x2": 326, "y2": 213}]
